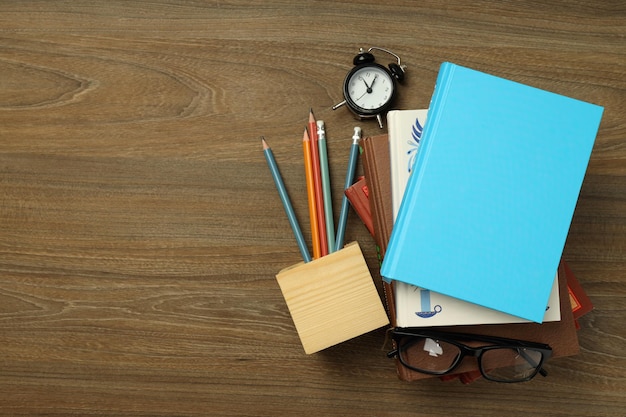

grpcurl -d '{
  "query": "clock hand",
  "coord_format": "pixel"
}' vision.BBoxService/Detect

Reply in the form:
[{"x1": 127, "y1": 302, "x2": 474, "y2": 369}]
[
  {"x1": 362, "y1": 74, "x2": 378, "y2": 94},
  {"x1": 355, "y1": 90, "x2": 368, "y2": 101},
  {"x1": 369, "y1": 75, "x2": 378, "y2": 89},
  {"x1": 361, "y1": 78, "x2": 372, "y2": 93}
]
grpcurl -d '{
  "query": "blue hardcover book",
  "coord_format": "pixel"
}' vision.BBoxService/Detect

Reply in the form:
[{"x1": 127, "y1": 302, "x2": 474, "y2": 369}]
[{"x1": 380, "y1": 62, "x2": 603, "y2": 323}]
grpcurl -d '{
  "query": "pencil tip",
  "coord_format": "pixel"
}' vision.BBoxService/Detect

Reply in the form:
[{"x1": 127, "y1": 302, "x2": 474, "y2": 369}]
[
  {"x1": 261, "y1": 137, "x2": 269, "y2": 149},
  {"x1": 303, "y1": 127, "x2": 309, "y2": 141},
  {"x1": 309, "y1": 108, "x2": 315, "y2": 122}
]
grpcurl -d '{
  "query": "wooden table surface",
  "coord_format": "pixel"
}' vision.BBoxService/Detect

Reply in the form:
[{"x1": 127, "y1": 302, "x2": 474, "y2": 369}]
[{"x1": 1, "y1": 2, "x2": 624, "y2": 416}]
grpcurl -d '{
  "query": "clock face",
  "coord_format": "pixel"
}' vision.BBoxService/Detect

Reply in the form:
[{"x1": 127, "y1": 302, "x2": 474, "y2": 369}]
[{"x1": 344, "y1": 63, "x2": 395, "y2": 115}]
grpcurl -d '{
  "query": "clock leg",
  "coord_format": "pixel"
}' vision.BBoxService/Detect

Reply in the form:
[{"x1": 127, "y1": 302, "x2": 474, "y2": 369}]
[
  {"x1": 376, "y1": 114, "x2": 384, "y2": 129},
  {"x1": 332, "y1": 100, "x2": 346, "y2": 110}
]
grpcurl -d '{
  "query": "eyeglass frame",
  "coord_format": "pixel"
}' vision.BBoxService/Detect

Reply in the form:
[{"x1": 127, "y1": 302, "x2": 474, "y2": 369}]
[{"x1": 386, "y1": 327, "x2": 553, "y2": 383}]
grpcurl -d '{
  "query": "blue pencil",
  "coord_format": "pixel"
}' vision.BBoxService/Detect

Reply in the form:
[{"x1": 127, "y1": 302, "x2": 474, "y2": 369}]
[
  {"x1": 335, "y1": 127, "x2": 361, "y2": 250},
  {"x1": 262, "y1": 138, "x2": 312, "y2": 263},
  {"x1": 317, "y1": 120, "x2": 336, "y2": 253}
]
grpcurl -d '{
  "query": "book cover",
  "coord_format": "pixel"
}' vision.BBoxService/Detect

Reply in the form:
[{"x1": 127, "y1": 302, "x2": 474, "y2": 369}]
[
  {"x1": 563, "y1": 262, "x2": 594, "y2": 324},
  {"x1": 387, "y1": 109, "x2": 560, "y2": 326},
  {"x1": 381, "y1": 62, "x2": 604, "y2": 323}
]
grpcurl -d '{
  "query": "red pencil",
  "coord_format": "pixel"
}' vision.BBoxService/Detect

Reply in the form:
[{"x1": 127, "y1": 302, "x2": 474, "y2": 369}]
[{"x1": 309, "y1": 109, "x2": 328, "y2": 256}]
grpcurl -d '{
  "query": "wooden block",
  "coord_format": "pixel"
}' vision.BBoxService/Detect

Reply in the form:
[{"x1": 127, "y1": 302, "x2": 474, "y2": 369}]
[{"x1": 276, "y1": 242, "x2": 389, "y2": 354}]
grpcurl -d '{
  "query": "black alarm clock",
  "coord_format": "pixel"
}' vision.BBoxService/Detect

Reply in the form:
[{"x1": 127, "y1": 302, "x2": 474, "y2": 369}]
[{"x1": 332, "y1": 47, "x2": 406, "y2": 128}]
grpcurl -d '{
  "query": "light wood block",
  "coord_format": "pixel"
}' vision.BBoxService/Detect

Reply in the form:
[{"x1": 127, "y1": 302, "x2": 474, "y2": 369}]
[{"x1": 276, "y1": 242, "x2": 389, "y2": 354}]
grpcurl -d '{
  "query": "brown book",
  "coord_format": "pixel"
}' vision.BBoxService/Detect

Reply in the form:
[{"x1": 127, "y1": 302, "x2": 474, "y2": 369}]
[
  {"x1": 361, "y1": 134, "x2": 398, "y2": 327},
  {"x1": 360, "y1": 134, "x2": 393, "y2": 259},
  {"x1": 361, "y1": 133, "x2": 580, "y2": 382}
]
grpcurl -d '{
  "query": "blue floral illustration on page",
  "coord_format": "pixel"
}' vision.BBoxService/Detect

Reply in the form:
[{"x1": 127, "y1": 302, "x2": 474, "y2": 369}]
[{"x1": 407, "y1": 117, "x2": 423, "y2": 174}]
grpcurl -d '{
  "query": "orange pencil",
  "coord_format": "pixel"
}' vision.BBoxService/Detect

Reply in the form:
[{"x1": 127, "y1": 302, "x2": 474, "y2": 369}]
[
  {"x1": 302, "y1": 128, "x2": 321, "y2": 259},
  {"x1": 309, "y1": 109, "x2": 328, "y2": 256}
]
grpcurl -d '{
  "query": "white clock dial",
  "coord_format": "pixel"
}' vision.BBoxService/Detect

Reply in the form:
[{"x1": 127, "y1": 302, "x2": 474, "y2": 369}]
[{"x1": 346, "y1": 65, "x2": 394, "y2": 112}]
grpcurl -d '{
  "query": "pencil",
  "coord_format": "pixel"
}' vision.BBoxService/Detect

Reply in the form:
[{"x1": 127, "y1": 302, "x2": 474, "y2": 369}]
[
  {"x1": 309, "y1": 109, "x2": 328, "y2": 256},
  {"x1": 302, "y1": 128, "x2": 321, "y2": 259},
  {"x1": 262, "y1": 137, "x2": 312, "y2": 263},
  {"x1": 317, "y1": 120, "x2": 335, "y2": 253},
  {"x1": 335, "y1": 126, "x2": 361, "y2": 251}
]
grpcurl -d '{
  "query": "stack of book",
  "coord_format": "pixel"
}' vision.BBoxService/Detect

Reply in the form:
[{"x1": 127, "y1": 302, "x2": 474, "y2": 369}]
[{"x1": 346, "y1": 62, "x2": 601, "y2": 382}]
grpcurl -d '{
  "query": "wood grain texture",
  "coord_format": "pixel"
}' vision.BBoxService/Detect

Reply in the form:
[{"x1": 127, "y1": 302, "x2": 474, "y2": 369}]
[
  {"x1": 1, "y1": 1, "x2": 624, "y2": 415},
  {"x1": 276, "y1": 242, "x2": 388, "y2": 354}
]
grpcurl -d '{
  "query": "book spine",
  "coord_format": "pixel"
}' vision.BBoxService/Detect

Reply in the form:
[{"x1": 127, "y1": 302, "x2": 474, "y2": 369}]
[
  {"x1": 380, "y1": 62, "x2": 455, "y2": 280},
  {"x1": 362, "y1": 138, "x2": 386, "y2": 255}
]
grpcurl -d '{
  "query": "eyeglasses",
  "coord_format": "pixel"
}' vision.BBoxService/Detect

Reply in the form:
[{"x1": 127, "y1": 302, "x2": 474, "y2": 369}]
[{"x1": 387, "y1": 328, "x2": 552, "y2": 383}]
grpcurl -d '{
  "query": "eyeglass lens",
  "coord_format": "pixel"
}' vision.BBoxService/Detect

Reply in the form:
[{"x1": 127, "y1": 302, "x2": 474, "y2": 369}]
[
  {"x1": 480, "y1": 347, "x2": 543, "y2": 382},
  {"x1": 399, "y1": 337, "x2": 461, "y2": 373}
]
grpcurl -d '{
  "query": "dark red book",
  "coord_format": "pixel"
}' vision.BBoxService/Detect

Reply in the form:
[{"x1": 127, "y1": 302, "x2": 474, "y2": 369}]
[
  {"x1": 345, "y1": 176, "x2": 374, "y2": 236},
  {"x1": 564, "y1": 262, "x2": 594, "y2": 329}
]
